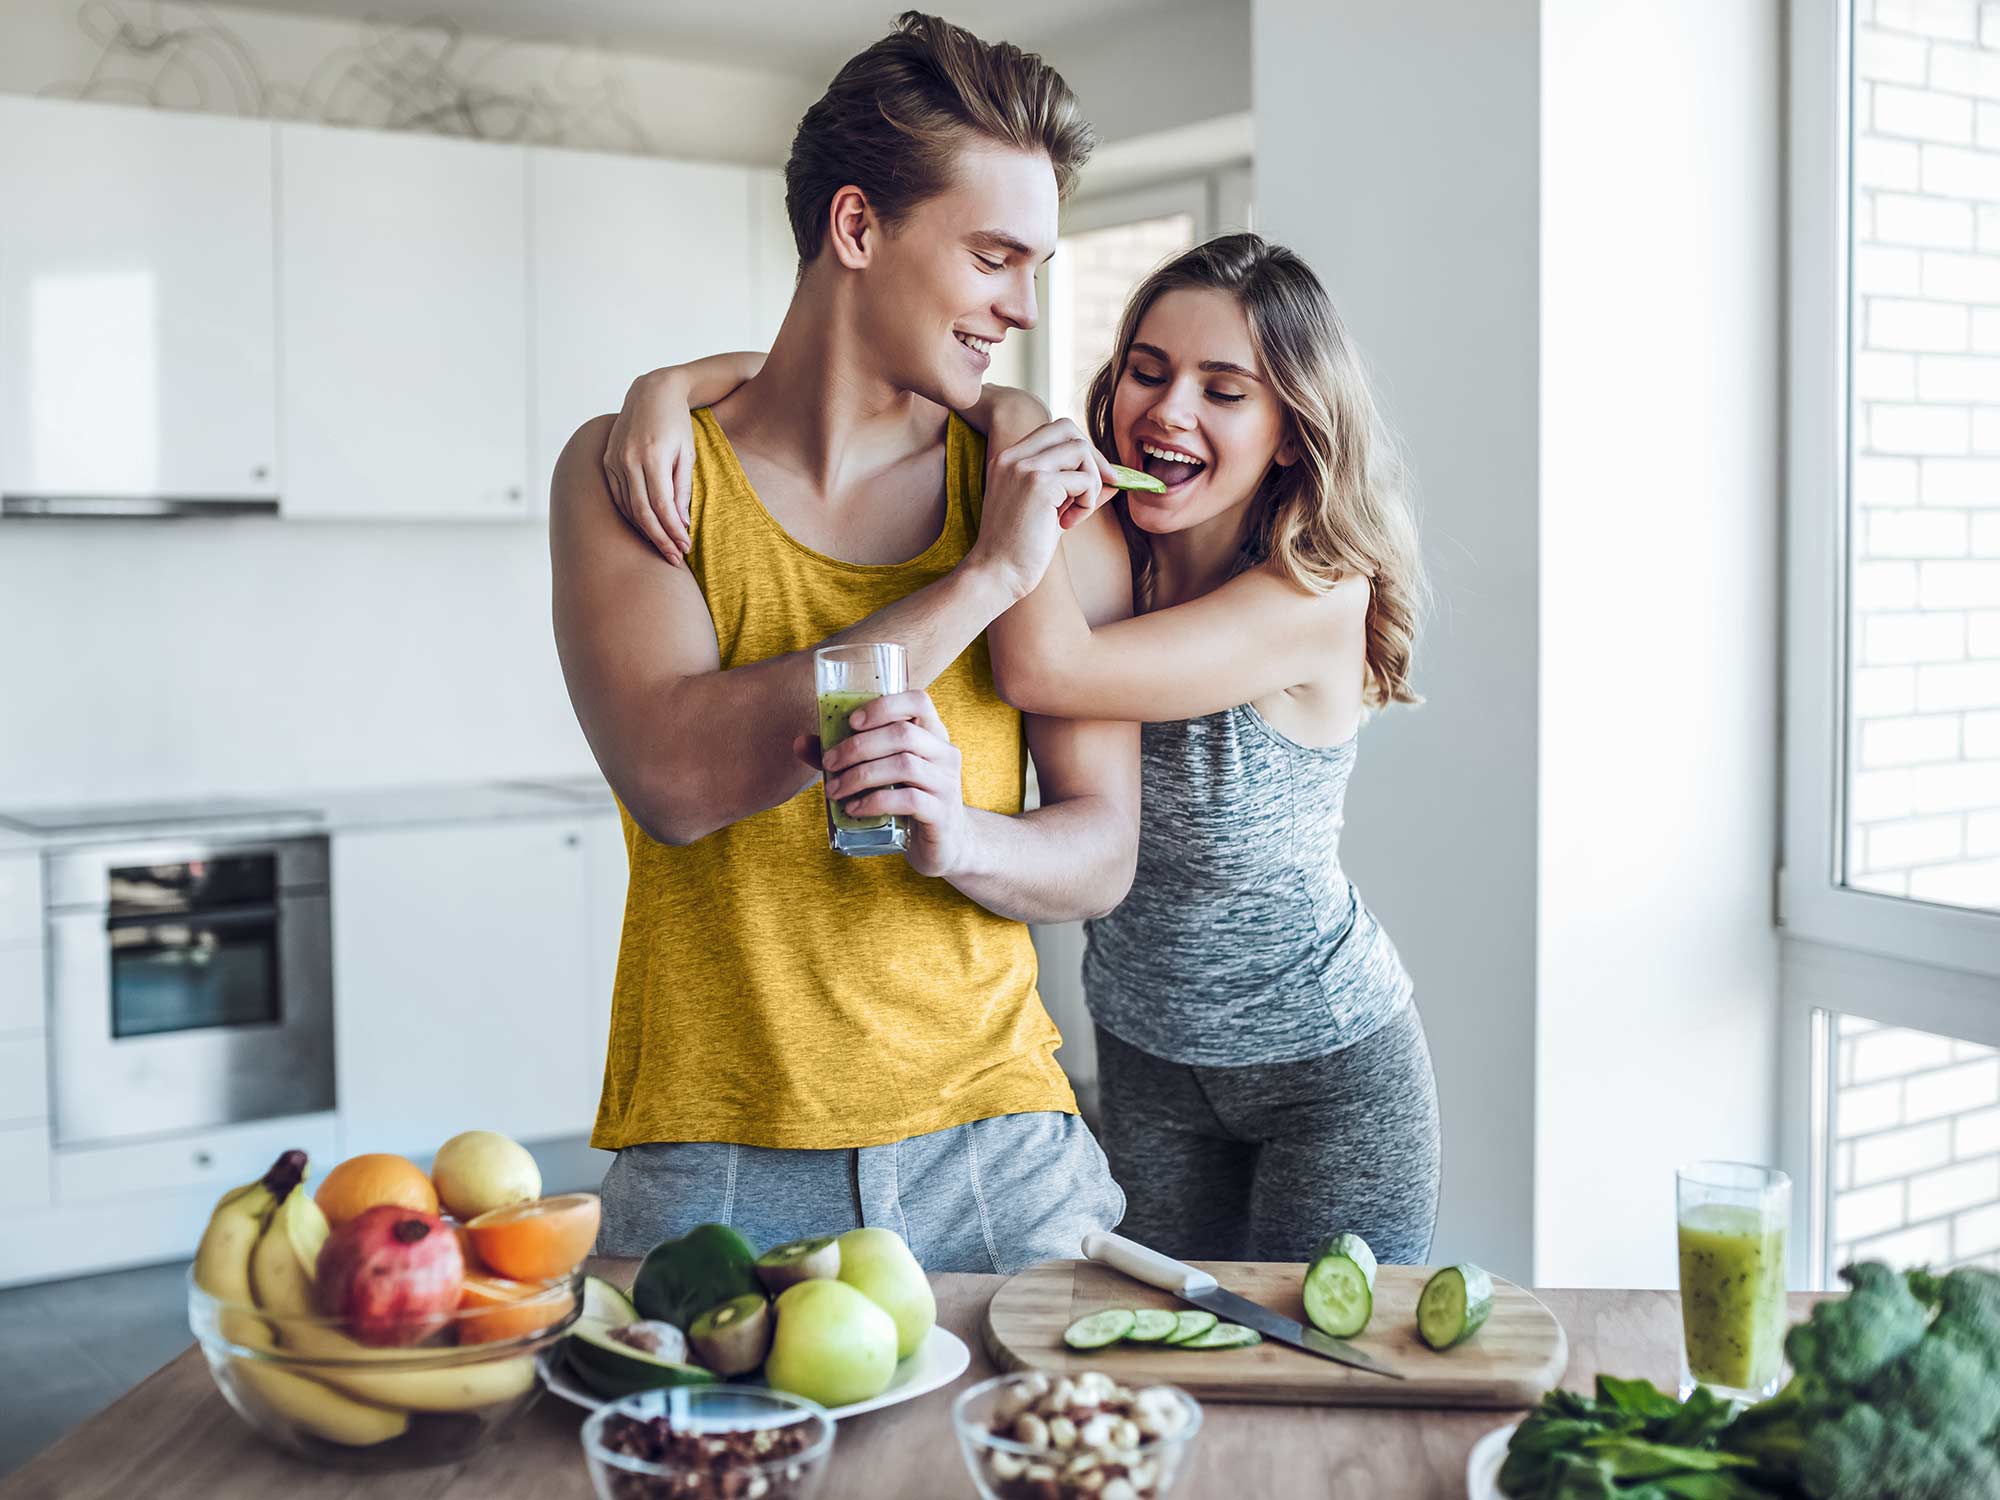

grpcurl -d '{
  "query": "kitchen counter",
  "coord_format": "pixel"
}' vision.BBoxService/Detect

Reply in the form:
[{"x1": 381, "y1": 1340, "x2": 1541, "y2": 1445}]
[
  {"x1": 0, "y1": 1270, "x2": 1832, "y2": 1500},
  {"x1": 0, "y1": 776, "x2": 616, "y2": 853}
]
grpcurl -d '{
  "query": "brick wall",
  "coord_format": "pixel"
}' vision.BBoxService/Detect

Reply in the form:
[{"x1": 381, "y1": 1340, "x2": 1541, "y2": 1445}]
[
  {"x1": 1848, "y1": 0, "x2": 2000, "y2": 912},
  {"x1": 1050, "y1": 214, "x2": 1195, "y2": 423},
  {"x1": 1830, "y1": 1013, "x2": 2000, "y2": 1270}
]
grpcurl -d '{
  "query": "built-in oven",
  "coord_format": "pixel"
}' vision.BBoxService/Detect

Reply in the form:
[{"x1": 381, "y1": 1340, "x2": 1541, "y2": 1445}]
[{"x1": 47, "y1": 835, "x2": 335, "y2": 1147}]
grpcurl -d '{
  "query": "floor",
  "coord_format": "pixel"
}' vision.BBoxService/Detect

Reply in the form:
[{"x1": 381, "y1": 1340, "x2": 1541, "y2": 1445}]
[
  {"x1": 0, "y1": 1258, "x2": 195, "y2": 1476},
  {"x1": 0, "y1": 1134, "x2": 610, "y2": 1478}
]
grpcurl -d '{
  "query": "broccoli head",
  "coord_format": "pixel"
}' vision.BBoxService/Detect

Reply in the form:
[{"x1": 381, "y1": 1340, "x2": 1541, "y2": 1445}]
[
  {"x1": 1783, "y1": 1262, "x2": 1931, "y2": 1390},
  {"x1": 1796, "y1": 1402, "x2": 2000, "y2": 1500}
]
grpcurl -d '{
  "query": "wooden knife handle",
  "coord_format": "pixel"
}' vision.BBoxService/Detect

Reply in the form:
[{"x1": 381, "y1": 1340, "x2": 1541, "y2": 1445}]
[{"x1": 1080, "y1": 1232, "x2": 1220, "y2": 1295}]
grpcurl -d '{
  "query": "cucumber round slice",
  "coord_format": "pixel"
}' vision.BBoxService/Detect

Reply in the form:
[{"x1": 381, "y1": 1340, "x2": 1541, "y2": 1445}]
[
  {"x1": 1163, "y1": 1309, "x2": 1220, "y2": 1345},
  {"x1": 1123, "y1": 1309, "x2": 1181, "y2": 1344},
  {"x1": 1063, "y1": 1308, "x2": 1138, "y2": 1350},
  {"x1": 1303, "y1": 1232, "x2": 1378, "y2": 1339},
  {"x1": 1416, "y1": 1263, "x2": 1495, "y2": 1350},
  {"x1": 1174, "y1": 1322, "x2": 1263, "y2": 1351}
]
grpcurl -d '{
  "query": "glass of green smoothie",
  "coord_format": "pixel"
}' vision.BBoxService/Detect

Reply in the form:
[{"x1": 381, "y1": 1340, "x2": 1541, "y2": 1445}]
[
  {"x1": 1676, "y1": 1161, "x2": 1791, "y2": 1402},
  {"x1": 813, "y1": 642, "x2": 910, "y2": 857}
]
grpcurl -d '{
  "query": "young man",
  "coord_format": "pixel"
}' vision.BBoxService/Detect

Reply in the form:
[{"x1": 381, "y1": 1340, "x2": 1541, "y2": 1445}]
[{"x1": 549, "y1": 14, "x2": 1139, "y2": 1272}]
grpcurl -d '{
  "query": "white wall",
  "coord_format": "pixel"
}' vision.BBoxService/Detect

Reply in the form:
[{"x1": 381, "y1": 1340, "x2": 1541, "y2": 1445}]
[
  {"x1": 0, "y1": 0, "x2": 816, "y2": 164},
  {"x1": 1257, "y1": 0, "x2": 1785, "y2": 1286},
  {"x1": 1256, "y1": 0, "x2": 1545, "y2": 1282},
  {"x1": 1537, "y1": 0, "x2": 1783, "y2": 1287},
  {"x1": 1035, "y1": 0, "x2": 1251, "y2": 149}
]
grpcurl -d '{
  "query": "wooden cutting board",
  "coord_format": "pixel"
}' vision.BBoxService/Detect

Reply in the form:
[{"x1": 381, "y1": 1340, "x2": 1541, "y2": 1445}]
[{"x1": 982, "y1": 1259, "x2": 1568, "y2": 1409}]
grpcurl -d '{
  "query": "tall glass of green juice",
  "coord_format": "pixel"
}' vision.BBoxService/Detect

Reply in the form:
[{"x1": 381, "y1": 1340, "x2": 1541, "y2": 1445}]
[
  {"x1": 1676, "y1": 1161, "x2": 1791, "y2": 1401},
  {"x1": 813, "y1": 643, "x2": 910, "y2": 857}
]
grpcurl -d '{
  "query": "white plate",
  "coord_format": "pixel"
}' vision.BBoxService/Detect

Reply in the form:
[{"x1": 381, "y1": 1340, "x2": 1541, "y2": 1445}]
[
  {"x1": 539, "y1": 1325, "x2": 972, "y2": 1423},
  {"x1": 1465, "y1": 1422, "x2": 1518, "y2": 1500}
]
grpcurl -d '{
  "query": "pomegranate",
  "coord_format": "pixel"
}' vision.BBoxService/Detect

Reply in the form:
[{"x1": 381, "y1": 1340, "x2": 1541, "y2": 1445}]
[{"x1": 315, "y1": 1204, "x2": 465, "y2": 1346}]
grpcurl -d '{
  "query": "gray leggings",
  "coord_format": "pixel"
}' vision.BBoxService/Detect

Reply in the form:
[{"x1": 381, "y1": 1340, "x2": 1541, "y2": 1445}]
[{"x1": 1093, "y1": 999, "x2": 1441, "y2": 1265}]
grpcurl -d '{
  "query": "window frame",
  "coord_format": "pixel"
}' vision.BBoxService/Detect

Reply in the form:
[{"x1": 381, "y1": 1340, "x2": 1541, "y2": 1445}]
[
  {"x1": 1782, "y1": 0, "x2": 2000, "y2": 979},
  {"x1": 1781, "y1": 0, "x2": 2000, "y2": 1290}
]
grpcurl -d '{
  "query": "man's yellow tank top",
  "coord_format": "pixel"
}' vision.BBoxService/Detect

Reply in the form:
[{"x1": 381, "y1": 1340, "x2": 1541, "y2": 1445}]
[{"x1": 591, "y1": 407, "x2": 1078, "y2": 1152}]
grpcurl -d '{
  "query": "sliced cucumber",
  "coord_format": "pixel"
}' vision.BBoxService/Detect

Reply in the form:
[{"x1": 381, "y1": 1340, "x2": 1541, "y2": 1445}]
[
  {"x1": 1174, "y1": 1322, "x2": 1263, "y2": 1351},
  {"x1": 1303, "y1": 1232, "x2": 1378, "y2": 1339},
  {"x1": 580, "y1": 1275, "x2": 640, "y2": 1331},
  {"x1": 1063, "y1": 1308, "x2": 1138, "y2": 1350},
  {"x1": 1123, "y1": 1309, "x2": 1181, "y2": 1344},
  {"x1": 1416, "y1": 1263, "x2": 1495, "y2": 1351},
  {"x1": 1163, "y1": 1309, "x2": 1219, "y2": 1345},
  {"x1": 1105, "y1": 461, "x2": 1167, "y2": 493}
]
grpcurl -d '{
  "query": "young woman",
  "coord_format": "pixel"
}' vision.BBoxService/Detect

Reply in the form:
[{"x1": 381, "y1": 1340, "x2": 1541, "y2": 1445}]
[{"x1": 601, "y1": 233, "x2": 1438, "y2": 1265}]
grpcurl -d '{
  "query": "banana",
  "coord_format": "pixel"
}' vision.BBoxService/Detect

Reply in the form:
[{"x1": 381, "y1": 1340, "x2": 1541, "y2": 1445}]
[
  {"x1": 252, "y1": 1180, "x2": 535, "y2": 1414},
  {"x1": 193, "y1": 1151, "x2": 408, "y2": 1448}
]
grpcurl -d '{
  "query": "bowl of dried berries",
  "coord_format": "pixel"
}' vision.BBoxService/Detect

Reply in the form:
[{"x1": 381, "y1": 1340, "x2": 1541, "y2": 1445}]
[
  {"x1": 951, "y1": 1370, "x2": 1203, "y2": 1500},
  {"x1": 580, "y1": 1385, "x2": 834, "y2": 1500}
]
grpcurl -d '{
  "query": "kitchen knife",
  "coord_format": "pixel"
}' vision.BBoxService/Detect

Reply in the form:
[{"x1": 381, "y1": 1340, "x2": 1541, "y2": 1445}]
[{"x1": 1080, "y1": 1230, "x2": 1404, "y2": 1380}]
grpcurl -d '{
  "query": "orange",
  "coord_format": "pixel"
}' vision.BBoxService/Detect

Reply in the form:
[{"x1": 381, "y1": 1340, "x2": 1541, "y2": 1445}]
[
  {"x1": 457, "y1": 1273, "x2": 574, "y2": 1345},
  {"x1": 314, "y1": 1153, "x2": 439, "y2": 1228},
  {"x1": 465, "y1": 1192, "x2": 601, "y2": 1281}
]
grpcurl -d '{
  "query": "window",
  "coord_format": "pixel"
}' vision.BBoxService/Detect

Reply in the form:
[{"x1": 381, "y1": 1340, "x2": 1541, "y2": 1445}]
[
  {"x1": 1046, "y1": 214, "x2": 1198, "y2": 422},
  {"x1": 1785, "y1": 0, "x2": 2000, "y2": 1290}
]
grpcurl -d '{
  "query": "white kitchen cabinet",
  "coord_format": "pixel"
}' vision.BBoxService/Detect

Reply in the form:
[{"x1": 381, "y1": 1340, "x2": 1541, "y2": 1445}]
[
  {"x1": 529, "y1": 150, "x2": 764, "y2": 510},
  {"x1": 0, "y1": 97, "x2": 277, "y2": 502},
  {"x1": 0, "y1": 1123, "x2": 51, "y2": 1213},
  {"x1": 331, "y1": 820, "x2": 597, "y2": 1154},
  {"x1": 279, "y1": 122, "x2": 530, "y2": 520},
  {"x1": 580, "y1": 817, "x2": 629, "y2": 1110}
]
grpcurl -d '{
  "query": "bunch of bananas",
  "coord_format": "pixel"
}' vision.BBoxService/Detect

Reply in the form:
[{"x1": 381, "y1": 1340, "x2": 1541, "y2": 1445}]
[{"x1": 192, "y1": 1150, "x2": 537, "y2": 1449}]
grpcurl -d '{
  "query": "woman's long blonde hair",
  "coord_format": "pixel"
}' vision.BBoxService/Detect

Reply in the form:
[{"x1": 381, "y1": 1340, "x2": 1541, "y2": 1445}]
[{"x1": 1083, "y1": 232, "x2": 1426, "y2": 708}]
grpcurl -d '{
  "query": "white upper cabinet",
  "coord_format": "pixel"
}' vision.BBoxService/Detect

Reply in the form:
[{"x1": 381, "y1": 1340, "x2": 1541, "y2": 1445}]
[
  {"x1": 528, "y1": 149, "x2": 762, "y2": 510},
  {"x1": 0, "y1": 97, "x2": 278, "y2": 502},
  {"x1": 279, "y1": 122, "x2": 530, "y2": 520}
]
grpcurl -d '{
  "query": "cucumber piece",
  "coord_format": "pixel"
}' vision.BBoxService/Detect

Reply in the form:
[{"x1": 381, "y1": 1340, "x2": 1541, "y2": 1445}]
[
  {"x1": 1123, "y1": 1309, "x2": 1181, "y2": 1344},
  {"x1": 1416, "y1": 1263, "x2": 1495, "y2": 1351},
  {"x1": 1063, "y1": 1308, "x2": 1138, "y2": 1350},
  {"x1": 1174, "y1": 1322, "x2": 1263, "y2": 1351},
  {"x1": 1163, "y1": 1309, "x2": 1219, "y2": 1345},
  {"x1": 1105, "y1": 462, "x2": 1167, "y2": 493},
  {"x1": 1302, "y1": 1232, "x2": 1378, "y2": 1339}
]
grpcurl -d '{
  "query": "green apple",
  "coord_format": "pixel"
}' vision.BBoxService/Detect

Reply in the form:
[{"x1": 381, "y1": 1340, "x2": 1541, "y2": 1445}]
[
  {"x1": 836, "y1": 1227, "x2": 935, "y2": 1361},
  {"x1": 764, "y1": 1279, "x2": 898, "y2": 1407}
]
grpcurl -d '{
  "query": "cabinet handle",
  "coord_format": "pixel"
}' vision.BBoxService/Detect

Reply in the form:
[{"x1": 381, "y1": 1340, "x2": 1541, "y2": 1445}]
[
  {"x1": 252, "y1": 465, "x2": 270, "y2": 482},
  {"x1": 506, "y1": 486, "x2": 524, "y2": 502},
  {"x1": 194, "y1": 1150, "x2": 213, "y2": 1168},
  {"x1": 564, "y1": 833, "x2": 581, "y2": 848}
]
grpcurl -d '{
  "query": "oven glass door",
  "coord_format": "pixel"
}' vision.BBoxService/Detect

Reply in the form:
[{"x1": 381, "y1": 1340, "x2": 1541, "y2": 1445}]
[{"x1": 109, "y1": 905, "x2": 281, "y2": 1038}]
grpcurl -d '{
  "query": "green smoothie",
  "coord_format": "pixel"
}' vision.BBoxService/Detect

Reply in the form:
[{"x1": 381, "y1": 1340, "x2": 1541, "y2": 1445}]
[
  {"x1": 818, "y1": 688, "x2": 893, "y2": 835},
  {"x1": 1678, "y1": 1202, "x2": 1787, "y2": 1391}
]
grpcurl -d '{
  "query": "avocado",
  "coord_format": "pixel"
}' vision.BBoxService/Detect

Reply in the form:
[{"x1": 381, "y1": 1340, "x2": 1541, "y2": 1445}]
[
  {"x1": 688, "y1": 1293, "x2": 773, "y2": 1376},
  {"x1": 632, "y1": 1223, "x2": 762, "y2": 1330},
  {"x1": 566, "y1": 1319, "x2": 718, "y2": 1399}
]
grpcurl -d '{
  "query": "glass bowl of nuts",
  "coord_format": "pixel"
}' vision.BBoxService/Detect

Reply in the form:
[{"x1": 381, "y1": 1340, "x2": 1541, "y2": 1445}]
[
  {"x1": 580, "y1": 1385, "x2": 834, "y2": 1500},
  {"x1": 952, "y1": 1370, "x2": 1204, "y2": 1500}
]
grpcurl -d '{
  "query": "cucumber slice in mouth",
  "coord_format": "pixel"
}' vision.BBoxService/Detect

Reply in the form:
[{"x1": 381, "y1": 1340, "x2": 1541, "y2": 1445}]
[
  {"x1": 1105, "y1": 462, "x2": 1167, "y2": 493},
  {"x1": 1416, "y1": 1263, "x2": 1494, "y2": 1350},
  {"x1": 1062, "y1": 1308, "x2": 1138, "y2": 1349},
  {"x1": 1163, "y1": 1309, "x2": 1219, "y2": 1345},
  {"x1": 1174, "y1": 1322, "x2": 1262, "y2": 1351},
  {"x1": 1303, "y1": 1231, "x2": 1378, "y2": 1339},
  {"x1": 1123, "y1": 1309, "x2": 1181, "y2": 1343}
]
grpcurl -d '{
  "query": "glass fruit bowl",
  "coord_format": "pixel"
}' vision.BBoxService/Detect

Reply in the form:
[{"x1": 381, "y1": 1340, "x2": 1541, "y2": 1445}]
[
  {"x1": 580, "y1": 1386, "x2": 835, "y2": 1500},
  {"x1": 188, "y1": 1263, "x2": 583, "y2": 1470},
  {"x1": 952, "y1": 1371, "x2": 1203, "y2": 1500}
]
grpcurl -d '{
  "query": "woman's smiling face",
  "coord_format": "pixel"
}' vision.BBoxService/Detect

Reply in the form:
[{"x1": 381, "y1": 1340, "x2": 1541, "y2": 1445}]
[{"x1": 1110, "y1": 287, "x2": 1292, "y2": 536}]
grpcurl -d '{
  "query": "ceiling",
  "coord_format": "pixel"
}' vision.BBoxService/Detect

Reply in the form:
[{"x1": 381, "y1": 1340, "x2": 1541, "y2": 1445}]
[{"x1": 226, "y1": 0, "x2": 1171, "y2": 79}]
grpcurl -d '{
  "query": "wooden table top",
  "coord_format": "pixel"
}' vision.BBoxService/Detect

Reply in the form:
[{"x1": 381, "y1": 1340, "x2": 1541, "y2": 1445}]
[{"x1": 0, "y1": 1265, "x2": 1829, "y2": 1500}]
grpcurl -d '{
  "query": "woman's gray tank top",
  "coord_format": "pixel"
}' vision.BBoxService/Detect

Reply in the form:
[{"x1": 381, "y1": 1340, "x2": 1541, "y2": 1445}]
[{"x1": 1082, "y1": 704, "x2": 1412, "y2": 1067}]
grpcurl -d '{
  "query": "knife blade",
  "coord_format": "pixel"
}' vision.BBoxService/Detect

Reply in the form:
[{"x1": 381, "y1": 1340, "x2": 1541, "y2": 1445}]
[{"x1": 1080, "y1": 1230, "x2": 1404, "y2": 1381}]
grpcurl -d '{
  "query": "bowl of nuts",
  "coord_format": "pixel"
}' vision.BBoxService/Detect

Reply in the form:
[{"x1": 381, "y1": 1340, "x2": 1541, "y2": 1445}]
[
  {"x1": 952, "y1": 1370, "x2": 1203, "y2": 1500},
  {"x1": 580, "y1": 1385, "x2": 834, "y2": 1500}
]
